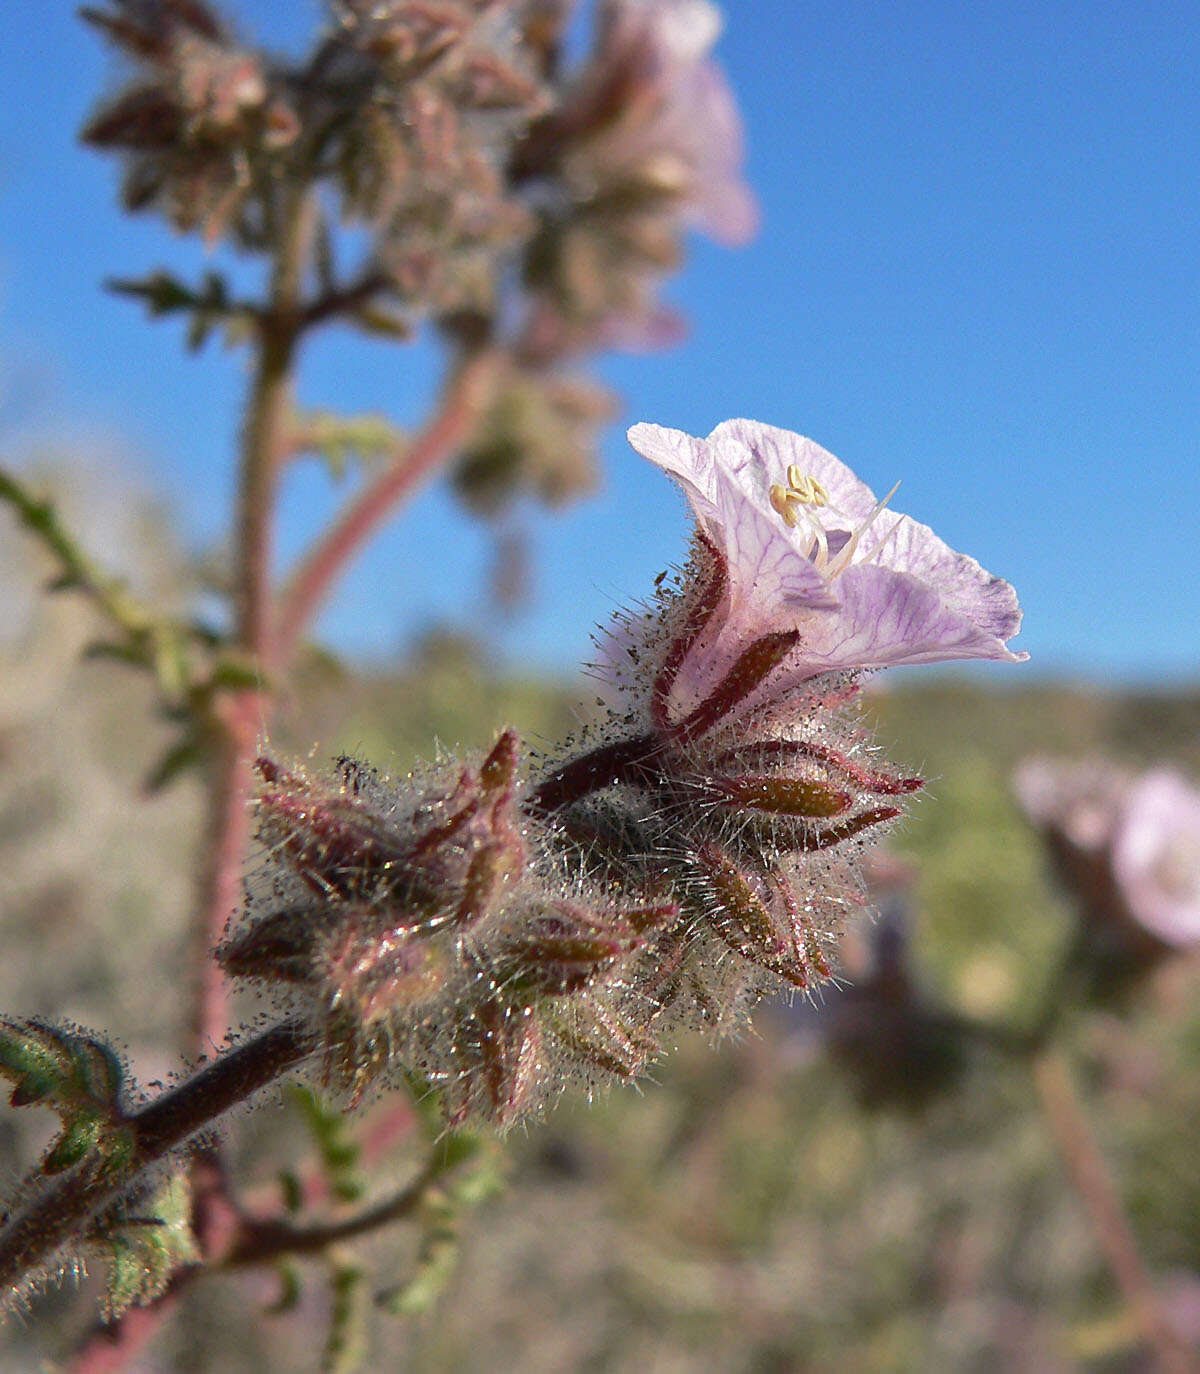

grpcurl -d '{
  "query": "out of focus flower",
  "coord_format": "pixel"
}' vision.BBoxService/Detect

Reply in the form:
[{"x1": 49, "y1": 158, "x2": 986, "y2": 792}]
[
  {"x1": 452, "y1": 365, "x2": 616, "y2": 513},
  {"x1": 81, "y1": 0, "x2": 298, "y2": 239},
  {"x1": 1015, "y1": 758, "x2": 1200, "y2": 971},
  {"x1": 623, "y1": 420, "x2": 1026, "y2": 720},
  {"x1": 586, "y1": 0, "x2": 756, "y2": 246},
  {"x1": 1112, "y1": 771, "x2": 1200, "y2": 947},
  {"x1": 515, "y1": 0, "x2": 756, "y2": 352}
]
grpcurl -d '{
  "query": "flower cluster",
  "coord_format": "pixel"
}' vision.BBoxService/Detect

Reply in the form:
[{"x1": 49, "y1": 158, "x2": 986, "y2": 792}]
[
  {"x1": 1015, "y1": 757, "x2": 1200, "y2": 972},
  {"x1": 81, "y1": 0, "x2": 299, "y2": 238},
  {"x1": 221, "y1": 735, "x2": 675, "y2": 1124},
  {"x1": 318, "y1": 0, "x2": 550, "y2": 317},
  {"x1": 219, "y1": 419, "x2": 1024, "y2": 1127},
  {"x1": 515, "y1": 0, "x2": 757, "y2": 355}
]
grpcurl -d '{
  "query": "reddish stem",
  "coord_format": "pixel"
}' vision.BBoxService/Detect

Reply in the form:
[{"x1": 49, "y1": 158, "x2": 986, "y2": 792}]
[
  {"x1": 1033, "y1": 1048, "x2": 1197, "y2": 1373},
  {"x1": 274, "y1": 347, "x2": 501, "y2": 666},
  {"x1": 69, "y1": 1300, "x2": 177, "y2": 1374},
  {"x1": 192, "y1": 194, "x2": 314, "y2": 1058}
]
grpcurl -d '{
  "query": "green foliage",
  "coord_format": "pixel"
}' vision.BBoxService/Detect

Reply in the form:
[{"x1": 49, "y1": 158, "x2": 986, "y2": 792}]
[
  {"x1": 0, "y1": 467, "x2": 270, "y2": 791},
  {"x1": 323, "y1": 1261, "x2": 369, "y2": 1374},
  {"x1": 290, "y1": 410, "x2": 406, "y2": 482},
  {"x1": 381, "y1": 1190, "x2": 460, "y2": 1319},
  {"x1": 107, "y1": 270, "x2": 255, "y2": 351},
  {"x1": 96, "y1": 1173, "x2": 199, "y2": 1321},
  {"x1": 285, "y1": 1085, "x2": 367, "y2": 1204},
  {"x1": 0, "y1": 1019, "x2": 133, "y2": 1177}
]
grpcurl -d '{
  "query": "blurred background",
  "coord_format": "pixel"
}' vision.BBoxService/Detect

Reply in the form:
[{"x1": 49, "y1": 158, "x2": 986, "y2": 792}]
[{"x1": 2, "y1": 2, "x2": 1199, "y2": 1370}]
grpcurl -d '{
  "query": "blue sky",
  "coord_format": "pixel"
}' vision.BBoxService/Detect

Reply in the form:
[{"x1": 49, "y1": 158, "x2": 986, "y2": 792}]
[{"x1": 2, "y1": 2, "x2": 1198, "y2": 682}]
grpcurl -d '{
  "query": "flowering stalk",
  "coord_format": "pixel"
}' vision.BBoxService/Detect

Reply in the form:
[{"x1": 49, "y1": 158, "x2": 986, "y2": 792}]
[
  {"x1": 1033, "y1": 1048, "x2": 1196, "y2": 1374},
  {"x1": 0, "y1": 420, "x2": 1027, "y2": 1318}
]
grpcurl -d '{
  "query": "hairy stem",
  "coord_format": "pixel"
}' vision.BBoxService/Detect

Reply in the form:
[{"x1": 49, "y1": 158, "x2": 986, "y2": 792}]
[
  {"x1": 192, "y1": 191, "x2": 316, "y2": 1057},
  {"x1": 274, "y1": 345, "x2": 501, "y2": 666},
  {"x1": 1032, "y1": 1048, "x2": 1196, "y2": 1373},
  {"x1": 0, "y1": 1021, "x2": 315, "y2": 1300}
]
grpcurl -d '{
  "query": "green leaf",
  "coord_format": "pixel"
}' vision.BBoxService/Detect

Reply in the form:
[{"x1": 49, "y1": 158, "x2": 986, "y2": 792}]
[
  {"x1": 352, "y1": 306, "x2": 412, "y2": 341},
  {"x1": 206, "y1": 655, "x2": 266, "y2": 693},
  {"x1": 107, "y1": 269, "x2": 252, "y2": 353},
  {"x1": 291, "y1": 409, "x2": 404, "y2": 482},
  {"x1": 143, "y1": 735, "x2": 204, "y2": 794},
  {"x1": 277, "y1": 1169, "x2": 304, "y2": 1215},
  {"x1": 43, "y1": 1113, "x2": 105, "y2": 1174},
  {"x1": 100, "y1": 1173, "x2": 200, "y2": 1321},
  {"x1": 107, "y1": 270, "x2": 200, "y2": 316}
]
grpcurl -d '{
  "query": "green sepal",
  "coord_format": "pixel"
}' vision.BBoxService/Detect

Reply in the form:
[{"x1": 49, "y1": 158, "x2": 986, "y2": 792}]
[{"x1": 98, "y1": 1173, "x2": 200, "y2": 1321}]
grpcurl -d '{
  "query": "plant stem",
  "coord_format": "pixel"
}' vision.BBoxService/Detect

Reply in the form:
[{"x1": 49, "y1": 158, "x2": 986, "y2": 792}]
[
  {"x1": 192, "y1": 191, "x2": 316, "y2": 1058},
  {"x1": 273, "y1": 345, "x2": 501, "y2": 666},
  {"x1": 226, "y1": 1165, "x2": 437, "y2": 1267},
  {"x1": 0, "y1": 1021, "x2": 315, "y2": 1301},
  {"x1": 1032, "y1": 1047, "x2": 1197, "y2": 1373}
]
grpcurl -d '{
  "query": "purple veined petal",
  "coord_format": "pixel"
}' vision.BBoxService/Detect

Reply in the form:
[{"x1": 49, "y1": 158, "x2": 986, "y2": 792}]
[
  {"x1": 1112, "y1": 770, "x2": 1200, "y2": 948},
  {"x1": 769, "y1": 564, "x2": 1028, "y2": 682},
  {"x1": 627, "y1": 419, "x2": 1027, "y2": 686},
  {"x1": 705, "y1": 419, "x2": 882, "y2": 521},
  {"x1": 627, "y1": 421, "x2": 837, "y2": 611}
]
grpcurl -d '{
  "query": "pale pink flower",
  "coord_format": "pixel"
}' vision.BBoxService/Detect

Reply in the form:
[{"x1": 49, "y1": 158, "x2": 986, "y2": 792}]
[
  {"x1": 1112, "y1": 769, "x2": 1200, "y2": 948},
  {"x1": 625, "y1": 419, "x2": 1026, "y2": 713},
  {"x1": 581, "y1": 0, "x2": 757, "y2": 248},
  {"x1": 1013, "y1": 756, "x2": 1126, "y2": 852},
  {"x1": 1015, "y1": 757, "x2": 1200, "y2": 955}
]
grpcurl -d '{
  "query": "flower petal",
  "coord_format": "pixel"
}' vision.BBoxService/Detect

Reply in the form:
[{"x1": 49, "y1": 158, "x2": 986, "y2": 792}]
[{"x1": 1112, "y1": 770, "x2": 1200, "y2": 948}]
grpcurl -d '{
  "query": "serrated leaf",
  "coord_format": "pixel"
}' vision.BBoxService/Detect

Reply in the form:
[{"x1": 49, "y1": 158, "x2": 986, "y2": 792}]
[
  {"x1": 0, "y1": 1019, "x2": 134, "y2": 1176},
  {"x1": 100, "y1": 1174, "x2": 200, "y2": 1321},
  {"x1": 381, "y1": 1199, "x2": 459, "y2": 1318},
  {"x1": 0, "y1": 1020, "x2": 124, "y2": 1114},
  {"x1": 285, "y1": 1085, "x2": 366, "y2": 1205}
]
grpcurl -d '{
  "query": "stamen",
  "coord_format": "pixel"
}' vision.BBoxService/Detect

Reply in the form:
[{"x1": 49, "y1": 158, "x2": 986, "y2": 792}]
[
  {"x1": 798, "y1": 503, "x2": 829, "y2": 568},
  {"x1": 786, "y1": 466, "x2": 829, "y2": 505},
  {"x1": 825, "y1": 479, "x2": 900, "y2": 578},
  {"x1": 769, "y1": 484, "x2": 800, "y2": 528}
]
